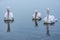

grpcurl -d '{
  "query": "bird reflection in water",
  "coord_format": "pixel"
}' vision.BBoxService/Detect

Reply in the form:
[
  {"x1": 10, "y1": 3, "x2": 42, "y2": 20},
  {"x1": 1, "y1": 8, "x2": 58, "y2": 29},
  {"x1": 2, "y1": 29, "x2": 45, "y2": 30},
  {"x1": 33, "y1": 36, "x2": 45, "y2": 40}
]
[
  {"x1": 44, "y1": 23, "x2": 55, "y2": 36},
  {"x1": 45, "y1": 24, "x2": 50, "y2": 36},
  {"x1": 32, "y1": 19, "x2": 41, "y2": 26},
  {"x1": 7, "y1": 21, "x2": 10, "y2": 32},
  {"x1": 4, "y1": 20, "x2": 14, "y2": 32}
]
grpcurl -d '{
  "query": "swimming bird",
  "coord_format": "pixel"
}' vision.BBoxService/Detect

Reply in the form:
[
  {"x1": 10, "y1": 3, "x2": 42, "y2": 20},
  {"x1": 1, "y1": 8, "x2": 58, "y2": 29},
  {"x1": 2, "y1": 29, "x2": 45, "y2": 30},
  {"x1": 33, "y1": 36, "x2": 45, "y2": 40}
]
[
  {"x1": 44, "y1": 8, "x2": 57, "y2": 24},
  {"x1": 32, "y1": 9, "x2": 41, "y2": 21},
  {"x1": 4, "y1": 7, "x2": 14, "y2": 23}
]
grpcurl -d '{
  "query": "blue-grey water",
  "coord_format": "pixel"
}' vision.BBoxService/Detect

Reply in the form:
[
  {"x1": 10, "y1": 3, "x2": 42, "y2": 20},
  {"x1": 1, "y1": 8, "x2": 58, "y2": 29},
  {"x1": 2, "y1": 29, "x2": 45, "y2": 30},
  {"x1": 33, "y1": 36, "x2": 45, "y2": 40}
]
[{"x1": 0, "y1": 0, "x2": 60, "y2": 40}]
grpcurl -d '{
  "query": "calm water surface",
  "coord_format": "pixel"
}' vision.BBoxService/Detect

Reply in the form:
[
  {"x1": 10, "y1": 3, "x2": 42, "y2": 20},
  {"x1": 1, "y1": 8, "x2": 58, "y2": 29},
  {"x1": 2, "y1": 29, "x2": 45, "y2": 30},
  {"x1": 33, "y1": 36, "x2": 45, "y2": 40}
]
[{"x1": 0, "y1": 0, "x2": 60, "y2": 40}]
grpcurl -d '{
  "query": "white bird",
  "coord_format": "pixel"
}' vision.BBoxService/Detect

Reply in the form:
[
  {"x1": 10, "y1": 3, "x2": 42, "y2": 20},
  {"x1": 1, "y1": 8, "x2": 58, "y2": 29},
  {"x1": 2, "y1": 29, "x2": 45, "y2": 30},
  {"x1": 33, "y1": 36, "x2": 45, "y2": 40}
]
[
  {"x1": 32, "y1": 9, "x2": 41, "y2": 21},
  {"x1": 44, "y1": 8, "x2": 57, "y2": 24},
  {"x1": 4, "y1": 7, "x2": 14, "y2": 22}
]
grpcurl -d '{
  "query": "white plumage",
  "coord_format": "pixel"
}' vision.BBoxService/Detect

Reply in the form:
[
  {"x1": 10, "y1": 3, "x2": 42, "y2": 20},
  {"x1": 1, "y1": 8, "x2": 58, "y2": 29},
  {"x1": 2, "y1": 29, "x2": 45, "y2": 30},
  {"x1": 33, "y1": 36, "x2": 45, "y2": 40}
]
[
  {"x1": 4, "y1": 12, "x2": 13, "y2": 20},
  {"x1": 4, "y1": 7, "x2": 14, "y2": 22},
  {"x1": 33, "y1": 12, "x2": 41, "y2": 19},
  {"x1": 44, "y1": 15, "x2": 57, "y2": 23},
  {"x1": 44, "y1": 8, "x2": 57, "y2": 24},
  {"x1": 32, "y1": 10, "x2": 41, "y2": 20}
]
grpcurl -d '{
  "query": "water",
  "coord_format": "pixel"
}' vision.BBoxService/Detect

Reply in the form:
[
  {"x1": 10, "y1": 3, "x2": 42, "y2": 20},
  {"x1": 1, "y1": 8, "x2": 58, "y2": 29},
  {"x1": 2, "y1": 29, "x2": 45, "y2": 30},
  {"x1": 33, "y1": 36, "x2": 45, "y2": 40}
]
[{"x1": 0, "y1": 0, "x2": 60, "y2": 40}]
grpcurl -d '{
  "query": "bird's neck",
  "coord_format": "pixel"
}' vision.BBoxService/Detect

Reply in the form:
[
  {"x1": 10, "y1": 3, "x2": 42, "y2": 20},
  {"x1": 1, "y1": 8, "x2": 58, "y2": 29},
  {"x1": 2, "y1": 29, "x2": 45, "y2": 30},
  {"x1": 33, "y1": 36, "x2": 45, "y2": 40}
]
[
  {"x1": 47, "y1": 10, "x2": 50, "y2": 21},
  {"x1": 35, "y1": 12, "x2": 38, "y2": 18},
  {"x1": 7, "y1": 11, "x2": 10, "y2": 18},
  {"x1": 47, "y1": 14, "x2": 49, "y2": 19}
]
